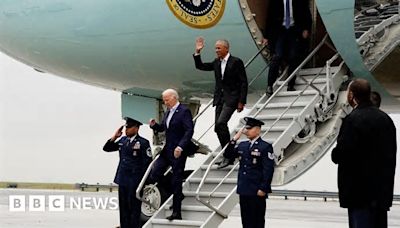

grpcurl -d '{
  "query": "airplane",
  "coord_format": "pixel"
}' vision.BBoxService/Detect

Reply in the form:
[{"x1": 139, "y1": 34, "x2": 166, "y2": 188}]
[{"x1": 1, "y1": 0, "x2": 399, "y2": 226}]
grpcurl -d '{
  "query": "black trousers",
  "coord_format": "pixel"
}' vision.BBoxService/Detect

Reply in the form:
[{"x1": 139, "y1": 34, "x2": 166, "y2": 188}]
[
  {"x1": 215, "y1": 103, "x2": 236, "y2": 149},
  {"x1": 149, "y1": 153, "x2": 187, "y2": 214},
  {"x1": 118, "y1": 185, "x2": 142, "y2": 228},
  {"x1": 239, "y1": 195, "x2": 267, "y2": 228},
  {"x1": 268, "y1": 26, "x2": 308, "y2": 88},
  {"x1": 348, "y1": 206, "x2": 388, "y2": 228}
]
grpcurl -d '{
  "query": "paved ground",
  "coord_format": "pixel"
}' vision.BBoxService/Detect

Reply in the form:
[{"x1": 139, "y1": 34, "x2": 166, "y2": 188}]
[{"x1": 1, "y1": 189, "x2": 400, "y2": 228}]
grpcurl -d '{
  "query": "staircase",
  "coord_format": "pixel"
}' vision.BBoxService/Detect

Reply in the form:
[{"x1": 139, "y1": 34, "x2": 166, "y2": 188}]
[{"x1": 142, "y1": 34, "x2": 349, "y2": 227}]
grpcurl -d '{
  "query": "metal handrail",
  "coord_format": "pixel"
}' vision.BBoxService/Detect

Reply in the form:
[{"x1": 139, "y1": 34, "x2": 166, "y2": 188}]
[
  {"x1": 135, "y1": 44, "x2": 269, "y2": 204},
  {"x1": 195, "y1": 34, "x2": 330, "y2": 217},
  {"x1": 196, "y1": 64, "x2": 269, "y2": 141},
  {"x1": 135, "y1": 154, "x2": 160, "y2": 206}
]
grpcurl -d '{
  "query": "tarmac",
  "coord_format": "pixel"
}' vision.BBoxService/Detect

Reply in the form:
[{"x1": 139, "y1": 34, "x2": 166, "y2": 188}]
[{"x1": 1, "y1": 189, "x2": 400, "y2": 228}]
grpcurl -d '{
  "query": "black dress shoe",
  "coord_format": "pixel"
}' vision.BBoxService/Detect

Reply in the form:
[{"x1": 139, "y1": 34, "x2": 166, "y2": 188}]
[
  {"x1": 266, "y1": 86, "x2": 273, "y2": 96},
  {"x1": 287, "y1": 85, "x2": 296, "y2": 91},
  {"x1": 217, "y1": 158, "x2": 234, "y2": 169},
  {"x1": 166, "y1": 212, "x2": 182, "y2": 220}
]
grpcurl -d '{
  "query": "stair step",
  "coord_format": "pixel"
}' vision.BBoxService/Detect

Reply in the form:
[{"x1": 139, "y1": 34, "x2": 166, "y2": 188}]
[
  {"x1": 299, "y1": 66, "x2": 340, "y2": 75},
  {"x1": 276, "y1": 78, "x2": 326, "y2": 86},
  {"x1": 187, "y1": 177, "x2": 237, "y2": 192},
  {"x1": 200, "y1": 165, "x2": 239, "y2": 170},
  {"x1": 189, "y1": 177, "x2": 236, "y2": 184},
  {"x1": 257, "y1": 113, "x2": 297, "y2": 120},
  {"x1": 268, "y1": 94, "x2": 316, "y2": 104},
  {"x1": 256, "y1": 101, "x2": 309, "y2": 109},
  {"x1": 276, "y1": 90, "x2": 319, "y2": 97},
  {"x1": 151, "y1": 218, "x2": 203, "y2": 227},
  {"x1": 235, "y1": 125, "x2": 286, "y2": 132},
  {"x1": 182, "y1": 191, "x2": 229, "y2": 198},
  {"x1": 161, "y1": 205, "x2": 213, "y2": 222},
  {"x1": 164, "y1": 205, "x2": 212, "y2": 212}
]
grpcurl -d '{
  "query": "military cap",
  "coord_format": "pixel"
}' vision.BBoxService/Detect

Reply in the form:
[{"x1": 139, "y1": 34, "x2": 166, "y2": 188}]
[
  {"x1": 244, "y1": 117, "x2": 264, "y2": 129},
  {"x1": 124, "y1": 117, "x2": 143, "y2": 128}
]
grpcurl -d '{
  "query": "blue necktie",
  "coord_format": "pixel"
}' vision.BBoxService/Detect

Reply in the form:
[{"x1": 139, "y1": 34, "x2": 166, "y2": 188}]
[{"x1": 285, "y1": 0, "x2": 291, "y2": 29}]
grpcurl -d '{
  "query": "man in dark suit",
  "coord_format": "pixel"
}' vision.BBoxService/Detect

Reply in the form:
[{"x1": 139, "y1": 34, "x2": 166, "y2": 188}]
[
  {"x1": 193, "y1": 37, "x2": 248, "y2": 167},
  {"x1": 148, "y1": 88, "x2": 195, "y2": 220},
  {"x1": 103, "y1": 117, "x2": 152, "y2": 228},
  {"x1": 224, "y1": 117, "x2": 275, "y2": 228},
  {"x1": 263, "y1": 0, "x2": 312, "y2": 95},
  {"x1": 332, "y1": 79, "x2": 397, "y2": 228}
]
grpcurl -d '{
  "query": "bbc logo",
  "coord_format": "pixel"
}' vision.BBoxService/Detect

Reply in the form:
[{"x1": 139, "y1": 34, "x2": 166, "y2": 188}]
[{"x1": 9, "y1": 195, "x2": 65, "y2": 212}]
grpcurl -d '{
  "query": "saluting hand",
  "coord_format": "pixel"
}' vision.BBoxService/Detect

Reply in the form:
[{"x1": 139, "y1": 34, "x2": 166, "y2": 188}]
[
  {"x1": 257, "y1": 190, "x2": 266, "y2": 197},
  {"x1": 111, "y1": 125, "x2": 124, "y2": 141},
  {"x1": 233, "y1": 130, "x2": 243, "y2": 141},
  {"x1": 195, "y1": 36, "x2": 205, "y2": 54}
]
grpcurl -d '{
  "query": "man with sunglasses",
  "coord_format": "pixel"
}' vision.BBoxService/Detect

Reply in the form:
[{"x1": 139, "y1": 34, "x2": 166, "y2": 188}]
[
  {"x1": 221, "y1": 117, "x2": 275, "y2": 228},
  {"x1": 103, "y1": 117, "x2": 152, "y2": 228}
]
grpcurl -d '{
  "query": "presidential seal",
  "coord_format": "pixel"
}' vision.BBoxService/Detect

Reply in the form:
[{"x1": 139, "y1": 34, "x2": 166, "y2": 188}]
[{"x1": 166, "y1": 0, "x2": 226, "y2": 29}]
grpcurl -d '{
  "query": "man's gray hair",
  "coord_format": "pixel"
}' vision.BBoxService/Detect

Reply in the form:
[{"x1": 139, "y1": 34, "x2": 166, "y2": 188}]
[
  {"x1": 216, "y1": 39, "x2": 230, "y2": 49},
  {"x1": 162, "y1": 88, "x2": 179, "y2": 100}
]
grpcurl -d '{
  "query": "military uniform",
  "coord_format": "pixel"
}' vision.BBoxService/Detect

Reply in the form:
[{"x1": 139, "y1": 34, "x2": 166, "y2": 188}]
[
  {"x1": 225, "y1": 117, "x2": 275, "y2": 228},
  {"x1": 103, "y1": 118, "x2": 152, "y2": 228}
]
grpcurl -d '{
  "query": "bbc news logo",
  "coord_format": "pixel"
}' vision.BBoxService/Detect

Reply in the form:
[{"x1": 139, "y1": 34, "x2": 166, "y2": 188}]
[{"x1": 9, "y1": 195, "x2": 118, "y2": 212}]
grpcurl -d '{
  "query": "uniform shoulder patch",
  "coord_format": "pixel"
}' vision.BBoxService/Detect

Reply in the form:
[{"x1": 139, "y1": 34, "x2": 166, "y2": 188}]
[
  {"x1": 146, "y1": 147, "x2": 153, "y2": 158},
  {"x1": 268, "y1": 152, "x2": 275, "y2": 160}
]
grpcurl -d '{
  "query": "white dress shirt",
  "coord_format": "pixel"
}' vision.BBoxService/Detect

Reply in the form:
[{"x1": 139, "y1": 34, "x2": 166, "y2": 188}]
[
  {"x1": 283, "y1": 0, "x2": 294, "y2": 27},
  {"x1": 220, "y1": 53, "x2": 230, "y2": 80},
  {"x1": 166, "y1": 102, "x2": 180, "y2": 128}
]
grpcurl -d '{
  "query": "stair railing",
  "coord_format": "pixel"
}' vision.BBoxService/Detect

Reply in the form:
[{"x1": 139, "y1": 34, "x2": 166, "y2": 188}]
[
  {"x1": 195, "y1": 34, "x2": 334, "y2": 218},
  {"x1": 135, "y1": 44, "x2": 269, "y2": 205}
]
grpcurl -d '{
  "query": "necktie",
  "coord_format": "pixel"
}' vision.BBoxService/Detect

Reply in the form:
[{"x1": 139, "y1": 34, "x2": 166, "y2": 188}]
[
  {"x1": 166, "y1": 109, "x2": 173, "y2": 128},
  {"x1": 285, "y1": 0, "x2": 291, "y2": 29}
]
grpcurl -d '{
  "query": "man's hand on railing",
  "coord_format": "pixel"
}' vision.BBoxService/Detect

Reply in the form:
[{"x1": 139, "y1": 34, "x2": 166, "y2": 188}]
[
  {"x1": 149, "y1": 119, "x2": 156, "y2": 127},
  {"x1": 262, "y1": 38, "x2": 268, "y2": 47},
  {"x1": 237, "y1": 102, "x2": 244, "y2": 112}
]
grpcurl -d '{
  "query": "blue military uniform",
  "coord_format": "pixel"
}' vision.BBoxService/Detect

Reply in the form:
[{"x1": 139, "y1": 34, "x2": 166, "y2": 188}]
[
  {"x1": 103, "y1": 118, "x2": 152, "y2": 228},
  {"x1": 225, "y1": 117, "x2": 275, "y2": 228}
]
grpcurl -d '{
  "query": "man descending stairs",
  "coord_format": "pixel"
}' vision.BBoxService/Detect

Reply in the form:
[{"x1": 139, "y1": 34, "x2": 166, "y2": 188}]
[{"x1": 142, "y1": 54, "x2": 348, "y2": 227}]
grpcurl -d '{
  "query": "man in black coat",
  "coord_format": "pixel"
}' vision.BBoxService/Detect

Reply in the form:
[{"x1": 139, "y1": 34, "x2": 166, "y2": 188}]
[
  {"x1": 149, "y1": 88, "x2": 195, "y2": 220},
  {"x1": 332, "y1": 79, "x2": 397, "y2": 228},
  {"x1": 103, "y1": 117, "x2": 152, "y2": 228},
  {"x1": 263, "y1": 0, "x2": 312, "y2": 94},
  {"x1": 193, "y1": 37, "x2": 248, "y2": 167}
]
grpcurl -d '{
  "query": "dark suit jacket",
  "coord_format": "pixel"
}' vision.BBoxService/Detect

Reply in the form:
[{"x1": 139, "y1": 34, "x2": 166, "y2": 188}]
[
  {"x1": 332, "y1": 103, "x2": 397, "y2": 209},
  {"x1": 193, "y1": 54, "x2": 248, "y2": 107},
  {"x1": 263, "y1": 0, "x2": 312, "y2": 44},
  {"x1": 150, "y1": 103, "x2": 196, "y2": 157}
]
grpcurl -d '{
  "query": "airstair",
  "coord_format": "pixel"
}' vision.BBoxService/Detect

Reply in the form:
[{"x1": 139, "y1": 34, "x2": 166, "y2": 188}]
[
  {"x1": 355, "y1": 2, "x2": 400, "y2": 70},
  {"x1": 139, "y1": 34, "x2": 349, "y2": 227}
]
